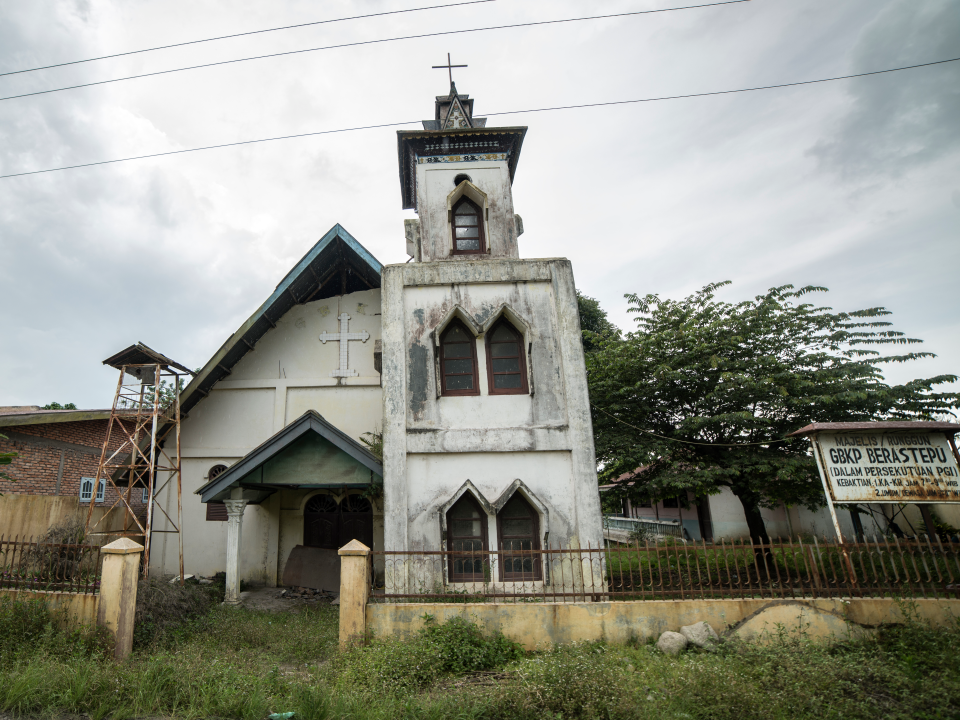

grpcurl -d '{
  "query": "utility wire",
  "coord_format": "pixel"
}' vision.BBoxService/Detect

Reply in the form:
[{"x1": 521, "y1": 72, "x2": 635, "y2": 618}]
[
  {"x1": 1, "y1": 55, "x2": 956, "y2": 180},
  {"x1": 0, "y1": 1, "x2": 750, "y2": 103},
  {"x1": 592, "y1": 403, "x2": 788, "y2": 447},
  {"x1": 0, "y1": 0, "x2": 496, "y2": 79}
]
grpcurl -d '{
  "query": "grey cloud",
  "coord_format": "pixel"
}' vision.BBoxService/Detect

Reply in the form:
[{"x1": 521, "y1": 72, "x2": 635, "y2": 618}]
[{"x1": 809, "y1": 0, "x2": 960, "y2": 181}]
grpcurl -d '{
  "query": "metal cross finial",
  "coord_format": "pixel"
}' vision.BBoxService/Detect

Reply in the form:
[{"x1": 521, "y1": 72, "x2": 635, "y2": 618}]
[{"x1": 432, "y1": 52, "x2": 467, "y2": 85}]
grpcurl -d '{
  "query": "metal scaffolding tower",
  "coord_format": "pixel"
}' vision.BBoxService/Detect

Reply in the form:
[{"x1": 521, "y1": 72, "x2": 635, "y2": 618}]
[{"x1": 84, "y1": 344, "x2": 194, "y2": 579}]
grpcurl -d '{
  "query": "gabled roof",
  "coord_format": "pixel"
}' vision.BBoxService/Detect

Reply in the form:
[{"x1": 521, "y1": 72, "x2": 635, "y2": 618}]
[
  {"x1": 197, "y1": 410, "x2": 383, "y2": 503},
  {"x1": 177, "y1": 224, "x2": 382, "y2": 419}
]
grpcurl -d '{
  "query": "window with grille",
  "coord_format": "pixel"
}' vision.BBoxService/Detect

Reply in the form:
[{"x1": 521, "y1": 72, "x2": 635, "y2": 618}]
[
  {"x1": 485, "y1": 319, "x2": 528, "y2": 395},
  {"x1": 497, "y1": 494, "x2": 541, "y2": 581},
  {"x1": 80, "y1": 477, "x2": 105, "y2": 503},
  {"x1": 446, "y1": 495, "x2": 488, "y2": 582},
  {"x1": 439, "y1": 320, "x2": 479, "y2": 396},
  {"x1": 451, "y1": 196, "x2": 485, "y2": 254},
  {"x1": 142, "y1": 487, "x2": 149, "y2": 504}
]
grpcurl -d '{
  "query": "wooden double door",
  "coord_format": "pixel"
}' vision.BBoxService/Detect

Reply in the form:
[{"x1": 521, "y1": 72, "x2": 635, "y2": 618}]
[{"x1": 303, "y1": 494, "x2": 373, "y2": 550}]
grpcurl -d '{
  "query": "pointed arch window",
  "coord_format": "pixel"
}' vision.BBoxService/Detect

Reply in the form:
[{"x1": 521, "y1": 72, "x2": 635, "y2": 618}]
[
  {"x1": 451, "y1": 196, "x2": 485, "y2": 254},
  {"x1": 485, "y1": 319, "x2": 528, "y2": 395},
  {"x1": 446, "y1": 494, "x2": 488, "y2": 582},
  {"x1": 439, "y1": 320, "x2": 480, "y2": 396},
  {"x1": 497, "y1": 493, "x2": 542, "y2": 581}
]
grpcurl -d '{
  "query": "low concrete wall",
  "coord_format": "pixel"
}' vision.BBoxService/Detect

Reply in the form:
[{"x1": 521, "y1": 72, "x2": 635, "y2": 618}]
[
  {"x1": 0, "y1": 494, "x2": 134, "y2": 542},
  {"x1": 0, "y1": 589, "x2": 99, "y2": 628},
  {"x1": 367, "y1": 598, "x2": 960, "y2": 650}
]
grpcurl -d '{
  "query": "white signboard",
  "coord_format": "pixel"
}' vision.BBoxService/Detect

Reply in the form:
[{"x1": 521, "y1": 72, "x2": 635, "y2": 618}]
[{"x1": 813, "y1": 432, "x2": 960, "y2": 503}]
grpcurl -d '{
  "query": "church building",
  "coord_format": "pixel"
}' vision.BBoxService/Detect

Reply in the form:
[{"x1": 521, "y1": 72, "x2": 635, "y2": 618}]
[{"x1": 147, "y1": 81, "x2": 604, "y2": 595}]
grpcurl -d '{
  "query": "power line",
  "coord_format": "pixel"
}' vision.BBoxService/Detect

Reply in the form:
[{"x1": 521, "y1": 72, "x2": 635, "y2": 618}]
[
  {"x1": 0, "y1": 0, "x2": 497, "y2": 79},
  {"x1": 0, "y1": 1, "x2": 750, "y2": 103},
  {"x1": 592, "y1": 404, "x2": 787, "y2": 447},
  {"x1": 1, "y1": 55, "x2": 956, "y2": 181}
]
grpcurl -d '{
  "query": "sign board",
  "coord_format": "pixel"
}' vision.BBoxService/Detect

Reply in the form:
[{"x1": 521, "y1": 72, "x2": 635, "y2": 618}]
[{"x1": 813, "y1": 432, "x2": 960, "y2": 503}]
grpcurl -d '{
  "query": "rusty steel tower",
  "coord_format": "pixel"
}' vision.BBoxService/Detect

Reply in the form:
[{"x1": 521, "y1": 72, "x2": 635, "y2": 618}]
[{"x1": 84, "y1": 344, "x2": 193, "y2": 579}]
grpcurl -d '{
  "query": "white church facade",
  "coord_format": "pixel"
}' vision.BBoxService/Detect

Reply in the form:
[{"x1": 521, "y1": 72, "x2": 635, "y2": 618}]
[{"x1": 148, "y1": 83, "x2": 604, "y2": 595}]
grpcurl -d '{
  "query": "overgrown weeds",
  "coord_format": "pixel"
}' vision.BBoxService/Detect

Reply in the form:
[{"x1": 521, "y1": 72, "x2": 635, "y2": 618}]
[
  {"x1": 2, "y1": 596, "x2": 960, "y2": 719},
  {"x1": 133, "y1": 574, "x2": 223, "y2": 648}
]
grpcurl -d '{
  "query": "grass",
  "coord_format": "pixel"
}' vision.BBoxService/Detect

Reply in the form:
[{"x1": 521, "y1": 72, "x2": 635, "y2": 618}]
[{"x1": 2, "y1": 590, "x2": 960, "y2": 719}]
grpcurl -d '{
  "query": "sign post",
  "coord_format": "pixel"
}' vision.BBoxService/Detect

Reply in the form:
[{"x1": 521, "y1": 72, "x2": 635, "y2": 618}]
[{"x1": 789, "y1": 422, "x2": 960, "y2": 542}]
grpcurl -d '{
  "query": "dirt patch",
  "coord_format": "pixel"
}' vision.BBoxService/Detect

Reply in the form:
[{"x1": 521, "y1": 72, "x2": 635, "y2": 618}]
[{"x1": 238, "y1": 586, "x2": 338, "y2": 613}]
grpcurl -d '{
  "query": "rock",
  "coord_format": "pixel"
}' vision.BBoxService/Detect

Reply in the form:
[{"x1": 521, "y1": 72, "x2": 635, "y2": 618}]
[
  {"x1": 656, "y1": 631, "x2": 688, "y2": 655},
  {"x1": 679, "y1": 621, "x2": 719, "y2": 649},
  {"x1": 198, "y1": 578, "x2": 213, "y2": 585},
  {"x1": 331, "y1": 595, "x2": 340, "y2": 606}
]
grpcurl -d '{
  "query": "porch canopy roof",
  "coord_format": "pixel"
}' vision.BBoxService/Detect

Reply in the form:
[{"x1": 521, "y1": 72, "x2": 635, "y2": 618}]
[{"x1": 196, "y1": 410, "x2": 383, "y2": 504}]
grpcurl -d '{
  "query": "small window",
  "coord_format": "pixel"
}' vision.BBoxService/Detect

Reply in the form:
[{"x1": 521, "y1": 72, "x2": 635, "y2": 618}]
[
  {"x1": 142, "y1": 487, "x2": 150, "y2": 504},
  {"x1": 662, "y1": 497, "x2": 679, "y2": 509},
  {"x1": 451, "y1": 196, "x2": 485, "y2": 254},
  {"x1": 446, "y1": 495, "x2": 488, "y2": 582},
  {"x1": 497, "y1": 494, "x2": 541, "y2": 581},
  {"x1": 80, "y1": 477, "x2": 106, "y2": 503},
  {"x1": 439, "y1": 320, "x2": 480, "y2": 396},
  {"x1": 206, "y1": 502, "x2": 228, "y2": 521},
  {"x1": 209, "y1": 464, "x2": 228, "y2": 481},
  {"x1": 485, "y1": 320, "x2": 528, "y2": 395}
]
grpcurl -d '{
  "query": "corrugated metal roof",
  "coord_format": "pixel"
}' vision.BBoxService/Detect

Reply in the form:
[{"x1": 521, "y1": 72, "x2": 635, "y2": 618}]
[
  {"x1": 0, "y1": 408, "x2": 113, "y2": 428},
  {"x1": 102, "y1": 342, "x2": 194, "y2": 375}
]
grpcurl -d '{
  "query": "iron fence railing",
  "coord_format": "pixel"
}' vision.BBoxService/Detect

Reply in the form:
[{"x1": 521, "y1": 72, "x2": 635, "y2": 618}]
[
  {"x1": 0, "y1": 536, "x2": 103, "y2": 595},
  {"x1": 603, "y1": 514, "x2": 684, "y2": 539},
  {"x1": 371, "y1": 536, "x2": 960, "y2": 603}
]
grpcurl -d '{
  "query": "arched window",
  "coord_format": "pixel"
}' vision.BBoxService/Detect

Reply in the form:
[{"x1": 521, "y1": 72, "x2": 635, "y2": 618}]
[
  {"x1": 497, "y1": 494, "x2": 541, "y2": 580},
  {"x1": 446, "y1": 494, "x2": 488, "y2": 582},
  {"x1": 439, "y1": 320, "x2": 479, "y2": 396},
  {"x1": 451, "y1": 196, "x2": 485, "y2": 254},
  {"x1": 485, "y1": 319, "x2": 528, "y2": 395},
  {"x1": 205, "y1": 465, "x2": 230, "y2": 521}
]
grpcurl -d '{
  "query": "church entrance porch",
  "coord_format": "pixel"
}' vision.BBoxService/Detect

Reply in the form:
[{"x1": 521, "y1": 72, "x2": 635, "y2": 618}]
[{"x1": 196, "y1": 410, "x2": 384, "y2": 603}]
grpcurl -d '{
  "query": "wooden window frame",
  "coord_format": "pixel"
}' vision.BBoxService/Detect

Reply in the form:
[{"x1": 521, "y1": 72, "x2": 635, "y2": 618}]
[
  {"x1": 496, "y1": 494, "x2": 542, "y2": 581},
  {"x1": 439, "y1": 319, "x2": 480, "y2": 397},
  {"x1": 450, "y1": 195, "x2": 486, "y2": 255},
  {"x1": 485, "y1": 319, "x2": 529, "y2": 395},
  {"x1": 446, "y1": 494, "x2": 489, "y2": 583}
]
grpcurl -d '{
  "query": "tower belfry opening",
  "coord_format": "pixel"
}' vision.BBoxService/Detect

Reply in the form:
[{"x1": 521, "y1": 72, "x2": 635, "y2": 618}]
[{"x1": 84, "y1": 343, "x2": 193, "y2": 581}]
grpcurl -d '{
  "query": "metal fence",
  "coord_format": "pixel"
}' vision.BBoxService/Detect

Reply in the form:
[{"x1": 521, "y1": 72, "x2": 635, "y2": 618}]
[
  {"x1": 0, "y1": 536, "x2": 103, "y2": 595},
  {"x1": 371, "y1": 536, "x2": 960, "y2": 603}
]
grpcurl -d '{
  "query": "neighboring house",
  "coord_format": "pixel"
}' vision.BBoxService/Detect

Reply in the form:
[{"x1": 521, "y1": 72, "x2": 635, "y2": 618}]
[
  {"x1": 144, "y1": 80, "x2": 603, "y2": 588},
  {"x1": 603, "y1": 467, "x2": 960, "y2": 543},
  {"x1": 0, "y1": 407, "x2": 144, "y2": 539}
]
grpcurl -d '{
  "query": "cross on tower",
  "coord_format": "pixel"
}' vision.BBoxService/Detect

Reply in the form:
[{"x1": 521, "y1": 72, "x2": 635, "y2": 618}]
[
  {"x1": 319, "y1": 313, "x2": 370, "y2": 378},
  {"x1": 432, "y1": 52, "x2": 467, "y2": 85}
]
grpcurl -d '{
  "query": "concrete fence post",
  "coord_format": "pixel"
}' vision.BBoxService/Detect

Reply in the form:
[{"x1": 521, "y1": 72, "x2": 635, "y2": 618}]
[
  {"x1": 97, "y1": 538, "x2": 143, "y2": 660},
  {"x1": 338, "y1": 539, "x2": 371, "y2": 647}
]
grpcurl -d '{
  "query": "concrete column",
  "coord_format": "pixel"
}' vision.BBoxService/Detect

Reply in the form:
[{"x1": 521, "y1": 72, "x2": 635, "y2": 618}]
[
  {"x1": 338, "y1": 539, "x2": 371, "y2": 647},
  {"x1": 97, "y1": 538, "x2": 143, "y2": 660},
  {"x1": 223, "y1": 499, "x2": 248, "y2": 605}
]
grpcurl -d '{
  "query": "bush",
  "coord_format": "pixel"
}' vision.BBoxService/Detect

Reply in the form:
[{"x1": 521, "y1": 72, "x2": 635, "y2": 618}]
[
  {"x1": 338, "y1": 616, "x2": 524, "y2": 693},
  {"x1": 0, "y1": 596, "x2": 109, "y2": 663},
  {"x1": 134, "y1": 575, "x2": 222, "y2": 648}
]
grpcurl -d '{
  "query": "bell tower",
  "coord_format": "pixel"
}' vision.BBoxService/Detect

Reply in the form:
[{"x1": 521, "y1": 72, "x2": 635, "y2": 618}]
[{"x1": 397, "y1": 71, "x2": 527, "y2": 263}]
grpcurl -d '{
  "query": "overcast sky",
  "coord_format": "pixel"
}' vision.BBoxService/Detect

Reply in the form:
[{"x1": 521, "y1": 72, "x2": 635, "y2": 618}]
[{"x1": 1, "y1": 0, "x2": 957, "y2": 409}]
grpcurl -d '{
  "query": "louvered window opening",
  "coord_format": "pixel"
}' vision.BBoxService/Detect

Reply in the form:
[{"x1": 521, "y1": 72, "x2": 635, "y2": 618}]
[
  {"x1": 452, "y1": 197, "x2": 484, "y2": 254},
  {"x1": 205, "y1": 464, "x2": 230, "y2": 521},
  {"x1": 486, "y1": 320, "x2": 528, "y2": 394},
  {"x1": 447, "y1": 495, "x2": 488, "y2": 582},
  {"x1": 440, "y1": 321, "x2": 479, "y2": 396}
]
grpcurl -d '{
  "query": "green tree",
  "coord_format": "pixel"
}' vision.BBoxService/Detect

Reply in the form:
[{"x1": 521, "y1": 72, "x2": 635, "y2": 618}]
[
  {"x1": 41, "y1": 402, "x2": 77, "y2": 410},
  {"x1": 577, "y1": 291, "x2": 619, "y2": 354},
  {"x1": 588, "y1": 282, "x2": 959, "y2": 542}
]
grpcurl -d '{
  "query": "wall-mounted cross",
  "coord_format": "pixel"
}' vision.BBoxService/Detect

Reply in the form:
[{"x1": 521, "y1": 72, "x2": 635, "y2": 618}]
[
  {"x1": 319, "y1": 313, "x2": 370, "y2": 378},
  {"x1": 432, "y1": 52, "x2": 467, "y2": 85}
]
